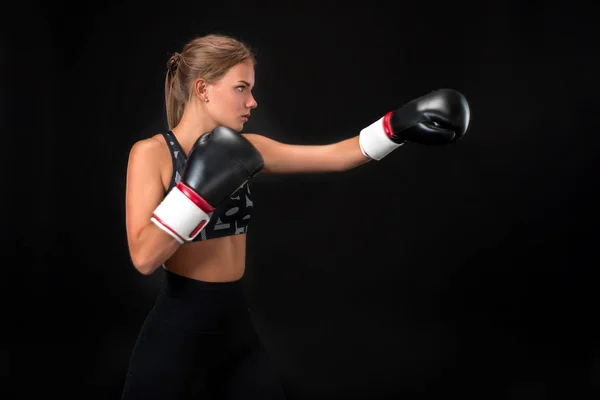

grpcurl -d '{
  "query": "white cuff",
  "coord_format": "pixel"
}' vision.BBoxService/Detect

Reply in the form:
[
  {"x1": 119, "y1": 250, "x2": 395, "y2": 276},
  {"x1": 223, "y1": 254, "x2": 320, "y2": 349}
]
[
  {"x1": 151, "y1": 185, "x2": 212, "y2": 243},
  {"x1": 359, "y1": 114, "x2": 404, "y2": 160}
]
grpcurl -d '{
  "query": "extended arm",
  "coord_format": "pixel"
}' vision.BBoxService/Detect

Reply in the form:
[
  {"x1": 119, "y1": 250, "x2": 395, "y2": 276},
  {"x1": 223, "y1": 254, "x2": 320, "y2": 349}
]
[
  {"x1": 244, "y1": 88, "x2": 471, "y2": 174},
  {"x1": 243, "y1": 134, "x2": 370, "y2": 174}
]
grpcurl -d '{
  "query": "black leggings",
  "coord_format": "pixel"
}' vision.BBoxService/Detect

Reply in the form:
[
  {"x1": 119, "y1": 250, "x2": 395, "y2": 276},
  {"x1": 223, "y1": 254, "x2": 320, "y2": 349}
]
[{"x1": 121, "y1": 269, "x2": 285, "y2": 399}]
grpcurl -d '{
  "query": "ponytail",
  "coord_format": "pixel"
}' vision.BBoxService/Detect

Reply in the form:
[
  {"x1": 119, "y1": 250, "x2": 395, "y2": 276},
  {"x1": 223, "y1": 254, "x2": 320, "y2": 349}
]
[{"x1": 164, "y1": 52, "x2": 185, "y2": 130}]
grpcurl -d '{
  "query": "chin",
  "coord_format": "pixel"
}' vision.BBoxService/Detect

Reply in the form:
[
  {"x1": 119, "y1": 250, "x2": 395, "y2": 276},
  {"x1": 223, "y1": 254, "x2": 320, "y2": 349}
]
[{"x1": 222, "y1": 123, "x2": 243, "y2": 133}]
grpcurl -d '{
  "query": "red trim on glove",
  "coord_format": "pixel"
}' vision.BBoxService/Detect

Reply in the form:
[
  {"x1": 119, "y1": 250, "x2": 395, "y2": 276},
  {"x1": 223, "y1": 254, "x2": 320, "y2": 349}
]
[
  {"x1": 176, "y1": 182, "x2": 215, "y2": 213},
  {"x1": 190, "y1": 219, "x2": 208, "y2": 238},
  {"x1": 383, "y1": 111, "x2": 393, "y2": 138},
  {"x1": 152, "y1": 214, "x2": 186, "y2": 243}
]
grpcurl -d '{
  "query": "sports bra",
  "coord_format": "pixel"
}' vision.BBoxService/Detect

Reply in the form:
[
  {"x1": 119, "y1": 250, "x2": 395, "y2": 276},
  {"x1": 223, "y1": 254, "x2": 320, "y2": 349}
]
[{"x1": 161, "y1": 131, "x2": 254, "y2": 242}]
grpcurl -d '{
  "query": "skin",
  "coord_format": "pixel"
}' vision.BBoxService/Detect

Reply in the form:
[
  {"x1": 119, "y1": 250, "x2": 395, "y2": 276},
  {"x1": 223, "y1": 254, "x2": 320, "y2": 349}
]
[{"x1": 125, "y1": 58, "x2": 371, "y2": 281}]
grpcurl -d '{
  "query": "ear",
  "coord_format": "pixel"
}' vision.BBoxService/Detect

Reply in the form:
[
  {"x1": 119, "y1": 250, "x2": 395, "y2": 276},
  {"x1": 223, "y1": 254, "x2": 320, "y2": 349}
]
[{"x1": 193, "y1": 79, "x2": 208, "y2": 100}]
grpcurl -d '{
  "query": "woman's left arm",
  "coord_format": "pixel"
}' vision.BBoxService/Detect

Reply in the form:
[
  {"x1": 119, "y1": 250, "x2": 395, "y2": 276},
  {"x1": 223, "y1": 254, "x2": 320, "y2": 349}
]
[{"x1": 242, "y1": 134, "x2": 371, "y2": 174}]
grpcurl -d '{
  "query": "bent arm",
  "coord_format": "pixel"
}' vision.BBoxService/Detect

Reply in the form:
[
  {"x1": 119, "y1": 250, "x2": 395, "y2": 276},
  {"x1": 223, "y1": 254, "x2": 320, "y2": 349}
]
[
  {"x1": 243, "y1": 134, "x2": 371, "y2": 174},
  {"x1": 125, "y1": 139, "x2": 182, "y2": 275}
]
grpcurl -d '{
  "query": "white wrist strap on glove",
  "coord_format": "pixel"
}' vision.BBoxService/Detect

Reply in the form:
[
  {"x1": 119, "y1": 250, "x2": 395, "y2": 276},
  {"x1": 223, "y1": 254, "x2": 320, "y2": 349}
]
[
  {"x1": 359, "y1": 112, "x2": 404, "y2": 160},
  {"x1": 151, "y1": 183, "x2": 213, "y2": 244}
]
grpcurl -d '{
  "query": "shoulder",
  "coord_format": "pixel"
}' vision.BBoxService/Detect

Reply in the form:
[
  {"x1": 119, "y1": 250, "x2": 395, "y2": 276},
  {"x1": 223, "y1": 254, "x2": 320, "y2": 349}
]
[
  {"x1": 127, "y1": 133, "x2": 174, "y2": 191},
  {"x1": 127, "y1": 134, "x2": 173, "y2": 177},
  {"x1": 129, "y1": 133, "x2": 168, "y2": 158}
]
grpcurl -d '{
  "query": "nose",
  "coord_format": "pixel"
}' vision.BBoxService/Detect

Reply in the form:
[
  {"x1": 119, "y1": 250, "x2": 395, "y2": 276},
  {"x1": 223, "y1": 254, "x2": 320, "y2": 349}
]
[{"x1": 247, "y1": 93, "x2": 258, "y2": 110}]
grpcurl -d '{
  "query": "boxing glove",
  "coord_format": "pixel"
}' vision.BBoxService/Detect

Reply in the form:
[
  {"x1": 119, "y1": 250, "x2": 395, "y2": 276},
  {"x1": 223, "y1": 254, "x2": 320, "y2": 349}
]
[
  {"x1": 359, "y1": 88, "x2": 471, "y2": 160},
  {"x1": 151, "y1": 126, "x2": 264, "y2": 243}
]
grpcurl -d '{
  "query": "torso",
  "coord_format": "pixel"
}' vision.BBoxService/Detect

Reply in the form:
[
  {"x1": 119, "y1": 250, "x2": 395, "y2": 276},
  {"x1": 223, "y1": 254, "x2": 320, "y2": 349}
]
[{"x1": 152, "y1": 133, "x2": 247, "y2": 282}]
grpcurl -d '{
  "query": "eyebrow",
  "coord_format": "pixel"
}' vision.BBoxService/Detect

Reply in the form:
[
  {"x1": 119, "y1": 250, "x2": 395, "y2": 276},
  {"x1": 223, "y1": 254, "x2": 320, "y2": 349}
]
[{"x1": 237, "y1": 80, "x2": 252, "y2": 87}]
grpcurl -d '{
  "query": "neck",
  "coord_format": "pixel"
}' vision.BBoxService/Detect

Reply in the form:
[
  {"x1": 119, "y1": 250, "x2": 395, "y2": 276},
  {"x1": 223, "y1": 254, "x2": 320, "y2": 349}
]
[{"x1": 171, "y1": 100, "x2": 216, "y2": 154}]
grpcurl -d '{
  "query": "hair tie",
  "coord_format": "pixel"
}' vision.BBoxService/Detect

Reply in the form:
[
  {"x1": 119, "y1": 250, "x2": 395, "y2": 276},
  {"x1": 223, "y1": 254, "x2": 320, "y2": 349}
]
[{"x1": 169, "y1": 52, "x2": 181, "y2": 74}]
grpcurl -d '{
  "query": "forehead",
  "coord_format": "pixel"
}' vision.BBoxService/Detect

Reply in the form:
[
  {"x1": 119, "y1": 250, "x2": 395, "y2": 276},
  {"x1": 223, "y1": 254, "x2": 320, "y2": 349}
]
[{"x1": 222, "y1": 59, "x2": 255, "y2": 85}]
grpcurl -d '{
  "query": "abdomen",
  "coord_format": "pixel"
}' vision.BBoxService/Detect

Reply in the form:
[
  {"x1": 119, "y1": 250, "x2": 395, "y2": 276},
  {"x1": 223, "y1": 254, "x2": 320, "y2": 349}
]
[{"x1": 164, "y1": 234, "x2": 247, "y2": 282}]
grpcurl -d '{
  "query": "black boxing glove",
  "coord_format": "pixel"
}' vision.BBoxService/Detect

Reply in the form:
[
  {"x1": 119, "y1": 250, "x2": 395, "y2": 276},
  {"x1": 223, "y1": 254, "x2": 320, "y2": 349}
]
[
  {"x1": 359, "y1": 88, "x2": 471, "y2": 160},
  {"x1": 151, "y1": 126, "x2": 264, "y2": 243}
]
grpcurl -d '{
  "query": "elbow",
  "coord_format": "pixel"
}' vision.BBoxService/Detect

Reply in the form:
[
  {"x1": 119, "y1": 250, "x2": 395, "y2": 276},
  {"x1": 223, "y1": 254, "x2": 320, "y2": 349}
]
[
  {"x1": 136, "y1": 263, "x2": 156, "y2": 276},
  {"x1": 130, "y1": 251, "x2": 159, "y2": 276}
]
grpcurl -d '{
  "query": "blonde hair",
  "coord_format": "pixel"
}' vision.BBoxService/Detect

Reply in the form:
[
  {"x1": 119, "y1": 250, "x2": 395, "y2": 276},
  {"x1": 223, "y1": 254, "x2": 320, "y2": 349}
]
[{"x1": 164, "y1": 34, "x2": 256, "y2": 129}]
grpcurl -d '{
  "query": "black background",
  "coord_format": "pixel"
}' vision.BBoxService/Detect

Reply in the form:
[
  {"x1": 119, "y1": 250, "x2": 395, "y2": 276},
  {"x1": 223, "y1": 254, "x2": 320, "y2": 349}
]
[{"x1": 4, "y1": 1, "x2": 600, "y2": 398}]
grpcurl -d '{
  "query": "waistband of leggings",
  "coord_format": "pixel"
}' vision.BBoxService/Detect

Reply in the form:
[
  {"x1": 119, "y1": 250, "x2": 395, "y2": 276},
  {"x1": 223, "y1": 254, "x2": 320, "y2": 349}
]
[{"x1": 159, "y1": 268, "x2": 246, "y2": 298}]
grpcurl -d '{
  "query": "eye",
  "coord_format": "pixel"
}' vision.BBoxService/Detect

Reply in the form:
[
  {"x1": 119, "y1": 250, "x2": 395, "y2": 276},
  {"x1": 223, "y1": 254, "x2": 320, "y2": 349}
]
[{"x1": 235, "y1": 86, "x2": 245, "y2": 92}]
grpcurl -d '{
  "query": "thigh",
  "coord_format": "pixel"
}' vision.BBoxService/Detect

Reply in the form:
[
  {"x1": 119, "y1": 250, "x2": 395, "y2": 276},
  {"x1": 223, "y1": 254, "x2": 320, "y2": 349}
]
[
  {"x1": 121, "y1": 308, "x2": 223, "y2": 399},
  {"x1": 218, "y1": 338, "x2": 286, "y2": 400}
]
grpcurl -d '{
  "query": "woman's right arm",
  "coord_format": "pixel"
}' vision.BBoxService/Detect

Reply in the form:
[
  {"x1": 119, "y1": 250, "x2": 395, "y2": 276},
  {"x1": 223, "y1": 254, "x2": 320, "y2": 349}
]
[{"x1": 125, "y1": 139, "x2": 181, "y2": 275}]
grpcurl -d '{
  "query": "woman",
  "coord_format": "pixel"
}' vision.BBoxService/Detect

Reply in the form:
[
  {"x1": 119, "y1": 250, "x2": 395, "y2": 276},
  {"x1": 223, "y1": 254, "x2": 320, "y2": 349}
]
[{"x1": 122, "y1": 33, "x2": 469, "y2": 399}]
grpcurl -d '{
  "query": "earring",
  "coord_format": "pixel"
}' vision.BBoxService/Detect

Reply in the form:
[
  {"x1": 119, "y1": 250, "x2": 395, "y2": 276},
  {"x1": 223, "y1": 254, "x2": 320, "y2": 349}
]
[{"x1": 204, "y1": 97, "x2": 209, "y2": 102}]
